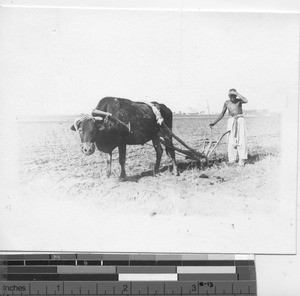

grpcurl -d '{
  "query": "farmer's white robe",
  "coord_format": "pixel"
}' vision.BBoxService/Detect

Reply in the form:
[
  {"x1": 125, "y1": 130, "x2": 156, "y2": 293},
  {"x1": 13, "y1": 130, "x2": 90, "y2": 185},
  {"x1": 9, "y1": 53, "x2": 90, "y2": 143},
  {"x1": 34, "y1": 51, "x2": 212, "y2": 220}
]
[{"x1": 227, "y1": 115, "x2": 248, "y2": 163}]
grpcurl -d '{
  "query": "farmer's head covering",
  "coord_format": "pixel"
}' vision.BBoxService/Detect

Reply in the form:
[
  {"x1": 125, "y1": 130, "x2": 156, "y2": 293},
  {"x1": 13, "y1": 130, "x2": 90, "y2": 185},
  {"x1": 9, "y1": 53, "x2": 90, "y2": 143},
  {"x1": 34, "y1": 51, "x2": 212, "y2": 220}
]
[{"x1": 228, "y1": 88, "x2": 237, "y2": 95}]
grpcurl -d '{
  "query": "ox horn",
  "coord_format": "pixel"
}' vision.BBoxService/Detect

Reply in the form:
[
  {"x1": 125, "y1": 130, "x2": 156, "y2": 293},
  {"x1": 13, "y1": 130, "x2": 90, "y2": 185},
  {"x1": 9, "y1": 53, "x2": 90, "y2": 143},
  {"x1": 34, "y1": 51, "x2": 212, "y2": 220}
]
[
  {"x1": 93, "y1": 116, "x2": 104, "y2": 121},
  {"x1": 72, "y1": 117, "x2": 82, "y2": 131}
]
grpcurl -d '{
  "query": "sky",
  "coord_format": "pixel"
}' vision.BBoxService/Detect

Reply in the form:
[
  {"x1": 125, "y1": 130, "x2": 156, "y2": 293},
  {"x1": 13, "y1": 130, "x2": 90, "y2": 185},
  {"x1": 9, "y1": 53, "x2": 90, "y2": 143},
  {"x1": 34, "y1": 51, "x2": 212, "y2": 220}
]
[{"x1": 0, "y1": 8, "x2": 299, "y2": 116}]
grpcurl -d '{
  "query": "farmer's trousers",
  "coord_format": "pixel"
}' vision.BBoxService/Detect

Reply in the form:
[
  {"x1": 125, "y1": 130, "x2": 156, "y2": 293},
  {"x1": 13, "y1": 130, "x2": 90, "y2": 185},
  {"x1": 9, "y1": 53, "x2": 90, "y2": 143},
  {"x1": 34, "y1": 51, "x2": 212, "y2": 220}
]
[{"x1": 227, "y1": 116, "x2": 248, "y2": 163}]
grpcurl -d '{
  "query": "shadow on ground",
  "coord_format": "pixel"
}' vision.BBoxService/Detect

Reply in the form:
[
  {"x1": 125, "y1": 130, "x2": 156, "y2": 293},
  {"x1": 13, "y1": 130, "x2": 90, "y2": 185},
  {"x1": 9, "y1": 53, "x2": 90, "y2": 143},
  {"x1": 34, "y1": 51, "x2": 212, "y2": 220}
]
[
  {"x1": 247, "y1": 151, "x2": 279, "y2": 164},
  {"x1": 121, "y1": 151, "x2": 276, "y2": 182},
  {"x1": 208, "y1": 151, "x2": 279, "y2": 166}
]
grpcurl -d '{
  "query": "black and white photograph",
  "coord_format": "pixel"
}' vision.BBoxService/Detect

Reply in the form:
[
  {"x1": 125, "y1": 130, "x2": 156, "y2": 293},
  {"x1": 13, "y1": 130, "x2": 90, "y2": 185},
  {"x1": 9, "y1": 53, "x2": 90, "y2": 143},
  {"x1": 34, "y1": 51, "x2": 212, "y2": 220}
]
[{"x1": 0, "y1": 6, "x2": 298, "y2": 253}]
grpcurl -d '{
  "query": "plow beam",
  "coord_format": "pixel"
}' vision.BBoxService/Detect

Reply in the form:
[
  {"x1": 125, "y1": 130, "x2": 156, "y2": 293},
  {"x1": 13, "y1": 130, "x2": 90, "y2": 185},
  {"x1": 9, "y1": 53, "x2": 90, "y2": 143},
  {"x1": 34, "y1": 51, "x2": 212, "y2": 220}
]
[
  {"x1": 159, "y1": 138, "x2": 206, "y2": 162},
  {"x1": 160, "y1": 122, "x2": 203, "y2": 158}
]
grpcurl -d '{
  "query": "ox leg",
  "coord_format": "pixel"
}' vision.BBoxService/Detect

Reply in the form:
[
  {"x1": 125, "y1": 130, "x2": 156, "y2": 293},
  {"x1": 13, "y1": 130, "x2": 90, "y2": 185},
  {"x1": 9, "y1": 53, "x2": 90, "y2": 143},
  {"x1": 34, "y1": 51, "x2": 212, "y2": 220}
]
[
  {"x1": 169, "y1": 152, "x2": 179, "y2": 176},
  {"x1": 163, "y1": 134, "x2": 179, "y2": 176},
  {"x1": 106, "y1": 152, "x2": 112, "y2": 178},
  {"x1": 118, "y1": 145, "x2": 127, "y2": 179},
  {"x1": 152, "y1": 137, "x2": 163, "y2": 175}
]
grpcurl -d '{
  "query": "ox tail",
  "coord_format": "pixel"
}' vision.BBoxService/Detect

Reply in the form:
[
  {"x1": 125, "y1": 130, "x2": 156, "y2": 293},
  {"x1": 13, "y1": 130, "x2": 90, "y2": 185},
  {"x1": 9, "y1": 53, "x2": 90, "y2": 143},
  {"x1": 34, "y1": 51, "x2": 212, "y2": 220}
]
[{"x1": 156, "y1": 104, "x2": 174, "y2": 158}]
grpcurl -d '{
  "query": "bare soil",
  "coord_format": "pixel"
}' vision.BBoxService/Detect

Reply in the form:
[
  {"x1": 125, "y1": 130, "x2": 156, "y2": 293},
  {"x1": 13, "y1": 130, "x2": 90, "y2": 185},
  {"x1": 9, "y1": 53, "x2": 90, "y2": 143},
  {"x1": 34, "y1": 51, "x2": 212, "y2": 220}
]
[{"x1": 1, "y1": 116, "x2": 293, "y2": 253}]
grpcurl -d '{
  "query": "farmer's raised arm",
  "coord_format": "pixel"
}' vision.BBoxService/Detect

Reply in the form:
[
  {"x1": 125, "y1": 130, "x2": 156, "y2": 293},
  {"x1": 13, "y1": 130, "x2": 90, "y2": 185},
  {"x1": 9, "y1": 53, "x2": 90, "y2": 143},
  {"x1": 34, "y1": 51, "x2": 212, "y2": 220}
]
[
  {"x1": 236, "y1": 92, "x2": 248, "y2": 103},
  {"x1": 209, "y1": 102, "x2": 227, "y2": 127}
]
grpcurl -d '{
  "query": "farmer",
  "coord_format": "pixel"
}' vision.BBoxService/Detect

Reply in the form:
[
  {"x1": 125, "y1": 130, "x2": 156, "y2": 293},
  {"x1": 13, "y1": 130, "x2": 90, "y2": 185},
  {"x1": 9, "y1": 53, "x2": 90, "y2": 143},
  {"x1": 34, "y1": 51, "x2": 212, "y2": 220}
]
[{"x1": 209, "y1": 89, "x2": 248, "y2": 166}]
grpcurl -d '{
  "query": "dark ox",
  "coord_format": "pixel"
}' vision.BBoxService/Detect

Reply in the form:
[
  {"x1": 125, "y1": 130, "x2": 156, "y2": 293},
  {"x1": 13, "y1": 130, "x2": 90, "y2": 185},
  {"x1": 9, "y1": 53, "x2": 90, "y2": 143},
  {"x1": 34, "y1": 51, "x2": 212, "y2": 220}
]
[{"x1": 71, "y1": 97, "x2": 178, "y2": 178}]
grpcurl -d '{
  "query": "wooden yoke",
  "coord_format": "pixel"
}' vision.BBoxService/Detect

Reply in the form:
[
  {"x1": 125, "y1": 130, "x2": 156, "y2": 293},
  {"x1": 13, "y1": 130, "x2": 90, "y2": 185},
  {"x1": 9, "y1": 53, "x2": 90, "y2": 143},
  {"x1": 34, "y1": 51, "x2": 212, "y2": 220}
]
[{"x1": 92, "y1": 109, "x2": 131, "y2": 132}]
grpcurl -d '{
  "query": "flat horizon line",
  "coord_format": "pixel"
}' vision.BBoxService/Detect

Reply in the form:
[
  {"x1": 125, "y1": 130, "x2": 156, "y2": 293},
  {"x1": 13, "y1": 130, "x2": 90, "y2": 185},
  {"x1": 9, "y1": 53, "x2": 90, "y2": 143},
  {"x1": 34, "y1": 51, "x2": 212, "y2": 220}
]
[{"x1": 15, "y1": 109, "x2": 280, "y2": 118}]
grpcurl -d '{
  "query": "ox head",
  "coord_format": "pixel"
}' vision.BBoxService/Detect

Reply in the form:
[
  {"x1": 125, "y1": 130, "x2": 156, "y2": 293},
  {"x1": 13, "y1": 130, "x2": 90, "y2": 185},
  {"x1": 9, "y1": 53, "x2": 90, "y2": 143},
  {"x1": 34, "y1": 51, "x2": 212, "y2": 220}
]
[{"x1": 71, "y1": 115, "x2": 105, "y2": 156}]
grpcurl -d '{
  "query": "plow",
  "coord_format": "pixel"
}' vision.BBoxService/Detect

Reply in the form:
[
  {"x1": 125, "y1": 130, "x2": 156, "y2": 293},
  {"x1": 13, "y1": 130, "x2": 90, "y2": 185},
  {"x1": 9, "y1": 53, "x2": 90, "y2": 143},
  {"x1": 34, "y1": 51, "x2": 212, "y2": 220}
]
[{"x1": 159, "y1": 122, "x2": 230, "y2": 163}]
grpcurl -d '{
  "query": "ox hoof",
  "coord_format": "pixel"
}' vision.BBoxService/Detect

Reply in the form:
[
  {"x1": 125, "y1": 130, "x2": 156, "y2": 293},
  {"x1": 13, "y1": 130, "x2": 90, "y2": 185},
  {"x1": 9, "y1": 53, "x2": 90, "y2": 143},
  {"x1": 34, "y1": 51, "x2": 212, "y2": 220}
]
[{"x1": 119, "y1": 174, "x2": 126, "y2": 181}]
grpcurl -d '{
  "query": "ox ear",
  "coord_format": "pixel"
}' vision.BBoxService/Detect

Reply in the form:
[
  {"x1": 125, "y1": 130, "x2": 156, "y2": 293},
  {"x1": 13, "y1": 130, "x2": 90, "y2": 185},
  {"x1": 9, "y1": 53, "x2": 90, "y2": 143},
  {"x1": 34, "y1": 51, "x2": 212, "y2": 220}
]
[{"x1": 71, "y1": 125, "x2": 76, "y2": 131}]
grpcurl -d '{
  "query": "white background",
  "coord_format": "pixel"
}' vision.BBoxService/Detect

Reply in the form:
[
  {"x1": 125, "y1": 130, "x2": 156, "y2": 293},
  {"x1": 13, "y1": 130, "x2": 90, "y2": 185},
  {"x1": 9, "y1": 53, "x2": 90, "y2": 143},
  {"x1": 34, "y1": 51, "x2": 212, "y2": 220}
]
[
  {"x1": 0, "y1": 1, "x2": 299, "y2": 295},
  {"x1": 0, "y1": 5, "x2": 298, "y2": 115}
]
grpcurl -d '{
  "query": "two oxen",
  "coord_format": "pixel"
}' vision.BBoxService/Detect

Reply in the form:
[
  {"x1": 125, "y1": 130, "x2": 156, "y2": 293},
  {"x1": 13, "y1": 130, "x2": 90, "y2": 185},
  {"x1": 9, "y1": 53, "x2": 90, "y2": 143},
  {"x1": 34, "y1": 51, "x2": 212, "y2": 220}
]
[{"x1": 71, "y1": 97, "x2": 178, "y2": 178}]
